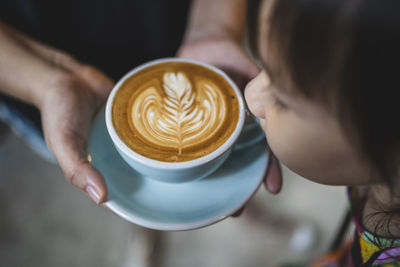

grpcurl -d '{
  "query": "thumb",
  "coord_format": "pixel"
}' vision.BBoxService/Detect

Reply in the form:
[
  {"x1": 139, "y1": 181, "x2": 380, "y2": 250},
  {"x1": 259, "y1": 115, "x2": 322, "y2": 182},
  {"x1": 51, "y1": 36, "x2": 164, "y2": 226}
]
[
  {"x1": 42, "y1": 105, "x2": 107, "y2": 204},
  {"x1": 54, "y1": 132, "x2": 107, "y2": 204}
]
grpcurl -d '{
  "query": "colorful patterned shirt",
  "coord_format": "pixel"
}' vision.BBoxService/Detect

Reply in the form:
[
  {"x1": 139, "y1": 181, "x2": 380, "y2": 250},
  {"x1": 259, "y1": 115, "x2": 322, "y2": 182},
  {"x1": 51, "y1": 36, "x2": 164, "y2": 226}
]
[{"x1": 310, "y1": 187, "x2": 400, "y2": 267}]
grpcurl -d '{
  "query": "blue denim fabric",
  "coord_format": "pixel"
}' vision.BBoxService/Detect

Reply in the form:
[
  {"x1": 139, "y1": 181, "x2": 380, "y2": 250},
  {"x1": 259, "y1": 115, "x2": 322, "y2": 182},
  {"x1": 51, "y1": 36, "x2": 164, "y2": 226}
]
[{"x1": 0, "y1": 100, "x2": 56, "y2": 163}]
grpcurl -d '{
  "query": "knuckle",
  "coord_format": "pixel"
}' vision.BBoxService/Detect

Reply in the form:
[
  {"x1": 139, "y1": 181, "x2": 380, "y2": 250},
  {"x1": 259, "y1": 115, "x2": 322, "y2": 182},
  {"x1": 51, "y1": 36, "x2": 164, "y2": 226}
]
[
  {"x1": 64, "y1": 167, "x2": 82, "y2": 188},
  {"x1": 65, "y1": 169, "x2": 77, "y2": 185}
]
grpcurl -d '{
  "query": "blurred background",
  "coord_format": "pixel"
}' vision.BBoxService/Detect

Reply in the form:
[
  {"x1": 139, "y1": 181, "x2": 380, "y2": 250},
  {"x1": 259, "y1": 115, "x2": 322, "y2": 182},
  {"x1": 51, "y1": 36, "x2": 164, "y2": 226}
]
[{"x1": 0, "y1": 120, "x2": 349, "y2": 267}]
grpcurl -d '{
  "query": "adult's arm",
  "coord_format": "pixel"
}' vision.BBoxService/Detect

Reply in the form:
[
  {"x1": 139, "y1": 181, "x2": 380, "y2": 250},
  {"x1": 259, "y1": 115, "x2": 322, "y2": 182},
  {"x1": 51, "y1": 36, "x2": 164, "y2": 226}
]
[{"x1": 0, "y1": 21, "x2": 113, "y2": 203}]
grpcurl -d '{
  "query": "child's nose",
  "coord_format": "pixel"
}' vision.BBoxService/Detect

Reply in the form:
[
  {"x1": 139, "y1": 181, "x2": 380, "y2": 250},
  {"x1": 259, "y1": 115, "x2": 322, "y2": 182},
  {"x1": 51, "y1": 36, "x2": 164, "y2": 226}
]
[{"x1": 244, "y1": 72, "x2": 268, "y2": 119}]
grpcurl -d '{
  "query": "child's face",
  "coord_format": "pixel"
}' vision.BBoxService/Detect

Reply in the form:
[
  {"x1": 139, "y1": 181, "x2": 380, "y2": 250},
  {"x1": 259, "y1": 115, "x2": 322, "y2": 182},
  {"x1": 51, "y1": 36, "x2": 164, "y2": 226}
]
[{"x1": 244, "y1": 0, "x2": 373, "y2": 186}]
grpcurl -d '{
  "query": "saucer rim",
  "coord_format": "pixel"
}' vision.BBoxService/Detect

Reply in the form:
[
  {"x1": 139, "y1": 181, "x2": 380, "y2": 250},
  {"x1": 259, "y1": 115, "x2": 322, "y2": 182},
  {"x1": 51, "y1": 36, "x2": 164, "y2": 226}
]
[{"x1": 102, "y1": 162, "x2": 267, "y2": 231}]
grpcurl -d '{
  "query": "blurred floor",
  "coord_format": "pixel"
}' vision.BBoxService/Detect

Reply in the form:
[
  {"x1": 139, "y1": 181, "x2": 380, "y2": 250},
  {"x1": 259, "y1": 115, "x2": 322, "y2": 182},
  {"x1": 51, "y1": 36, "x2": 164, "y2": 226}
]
[{"x1": 0, "y1": 124, "x2": 348, "y2": 267}]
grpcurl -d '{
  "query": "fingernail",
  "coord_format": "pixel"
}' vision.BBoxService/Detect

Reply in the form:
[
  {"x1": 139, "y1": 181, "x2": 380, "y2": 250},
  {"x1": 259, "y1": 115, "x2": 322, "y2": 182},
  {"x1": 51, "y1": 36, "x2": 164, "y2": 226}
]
[{"x1": 86, "y1": 185, "x2": 101, "y2": 204}]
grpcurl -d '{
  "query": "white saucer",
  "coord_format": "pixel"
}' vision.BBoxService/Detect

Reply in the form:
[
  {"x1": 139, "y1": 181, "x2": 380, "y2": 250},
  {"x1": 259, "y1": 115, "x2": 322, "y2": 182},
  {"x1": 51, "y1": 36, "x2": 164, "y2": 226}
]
[{"x1": 88, "y1": 109, "x2": 269, "y2": 231}]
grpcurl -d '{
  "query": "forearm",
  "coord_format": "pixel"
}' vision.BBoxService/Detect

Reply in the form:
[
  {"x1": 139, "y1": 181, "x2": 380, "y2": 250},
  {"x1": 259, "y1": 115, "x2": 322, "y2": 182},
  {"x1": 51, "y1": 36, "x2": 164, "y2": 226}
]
[
  {"x1": 0, "y1": 22, "x2": 63, "y2": 107},
  {"x1": 184, "y1": 0, "x2": 248, "y2": 42}
]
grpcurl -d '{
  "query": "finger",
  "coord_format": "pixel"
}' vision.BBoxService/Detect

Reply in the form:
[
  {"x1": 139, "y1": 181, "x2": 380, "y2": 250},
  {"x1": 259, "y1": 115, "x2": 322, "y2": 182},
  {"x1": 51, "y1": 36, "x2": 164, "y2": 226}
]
[
  {"x1": 264, "y1": 153, "x2": 283, "y2": 194},
  {"x1": 231, "y1": 207, "x2": 245, "y2": 217},
  {"x1": 232, "y1": 153, "x2": 281, "y2": 217},
  {"x1": 68, "y1": 160, "x2": 108, "y2": 205},
  {"x1": 48, "y1": 126, "x2": 107, "y2": 204},
  {"x1": 62, "y1": 147, "x2": 107, "y2": 204}
]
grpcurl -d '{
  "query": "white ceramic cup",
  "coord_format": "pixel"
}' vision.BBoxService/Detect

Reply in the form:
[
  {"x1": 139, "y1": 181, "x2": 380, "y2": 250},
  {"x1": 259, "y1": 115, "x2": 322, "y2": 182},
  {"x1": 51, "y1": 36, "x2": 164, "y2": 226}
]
[{"x1": 106, "y1": 58, "x2": 260, "y2": 183}]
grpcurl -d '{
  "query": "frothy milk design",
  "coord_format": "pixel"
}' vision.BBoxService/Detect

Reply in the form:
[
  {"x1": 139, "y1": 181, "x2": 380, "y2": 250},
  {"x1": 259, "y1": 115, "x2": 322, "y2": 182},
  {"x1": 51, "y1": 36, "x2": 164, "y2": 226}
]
[{"x1": 131, "y1": 72, "x2": 226, "y2": 154}]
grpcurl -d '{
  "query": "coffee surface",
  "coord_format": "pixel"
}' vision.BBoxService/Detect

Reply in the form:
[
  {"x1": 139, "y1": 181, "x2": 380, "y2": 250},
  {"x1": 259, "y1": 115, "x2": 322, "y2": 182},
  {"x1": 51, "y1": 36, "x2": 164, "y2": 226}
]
[{"x1": 112, "y1": 62, "x2": 239, "y2": 162}]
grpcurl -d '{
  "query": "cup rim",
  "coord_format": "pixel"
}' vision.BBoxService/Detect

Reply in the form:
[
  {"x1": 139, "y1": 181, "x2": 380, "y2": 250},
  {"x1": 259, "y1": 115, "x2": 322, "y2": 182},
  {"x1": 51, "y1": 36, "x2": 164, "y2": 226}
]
[{"x1": 105, "y1": 57, "x2": 245, "y2": 169}]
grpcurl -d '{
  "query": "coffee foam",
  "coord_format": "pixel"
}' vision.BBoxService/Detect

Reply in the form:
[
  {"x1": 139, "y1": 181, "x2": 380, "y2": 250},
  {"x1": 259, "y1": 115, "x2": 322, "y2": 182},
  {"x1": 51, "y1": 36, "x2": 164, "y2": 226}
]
[
  {"x1": 112, "y1": 62, "x2": 239, "y2": 162},
  {"x1": 130, "y1": 72, "x2": 226, "y2": 154}
]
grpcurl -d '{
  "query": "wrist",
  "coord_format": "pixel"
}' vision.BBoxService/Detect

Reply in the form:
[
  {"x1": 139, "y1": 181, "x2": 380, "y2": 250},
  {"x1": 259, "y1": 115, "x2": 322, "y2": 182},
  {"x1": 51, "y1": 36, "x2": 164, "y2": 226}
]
[
  {"x1": 183, "y1": 0, "x2": 247, "y2": 45},
  {"x1": 183, "y1": 25, "x2": 243, "y2": 45},
  {"x1": 0, "y1": 23, "x2": 78, "y2": 109}
]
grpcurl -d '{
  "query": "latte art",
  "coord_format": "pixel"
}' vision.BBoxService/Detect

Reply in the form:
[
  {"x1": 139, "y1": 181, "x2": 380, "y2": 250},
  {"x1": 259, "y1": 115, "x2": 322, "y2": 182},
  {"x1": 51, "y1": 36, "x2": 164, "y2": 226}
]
[
  {"x1": 131, "y1": 72, "x2": 226, "y2": 154},
  {"x1": 112, "y1": 61, "x2": 239, "y2": 162}
]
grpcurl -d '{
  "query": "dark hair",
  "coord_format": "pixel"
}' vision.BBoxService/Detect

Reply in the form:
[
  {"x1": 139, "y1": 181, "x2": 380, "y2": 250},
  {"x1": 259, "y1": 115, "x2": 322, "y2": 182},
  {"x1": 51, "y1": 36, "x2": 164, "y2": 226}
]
[{"x1": 256, "y1": 0, "x2": 400, "y2": 187}]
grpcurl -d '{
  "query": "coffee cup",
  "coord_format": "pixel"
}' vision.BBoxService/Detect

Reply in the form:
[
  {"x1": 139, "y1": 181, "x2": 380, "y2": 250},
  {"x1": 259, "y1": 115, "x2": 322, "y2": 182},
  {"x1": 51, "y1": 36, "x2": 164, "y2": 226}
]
[{"x1": 105, "y1": 58, "x2": 263, "y2": 183}]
